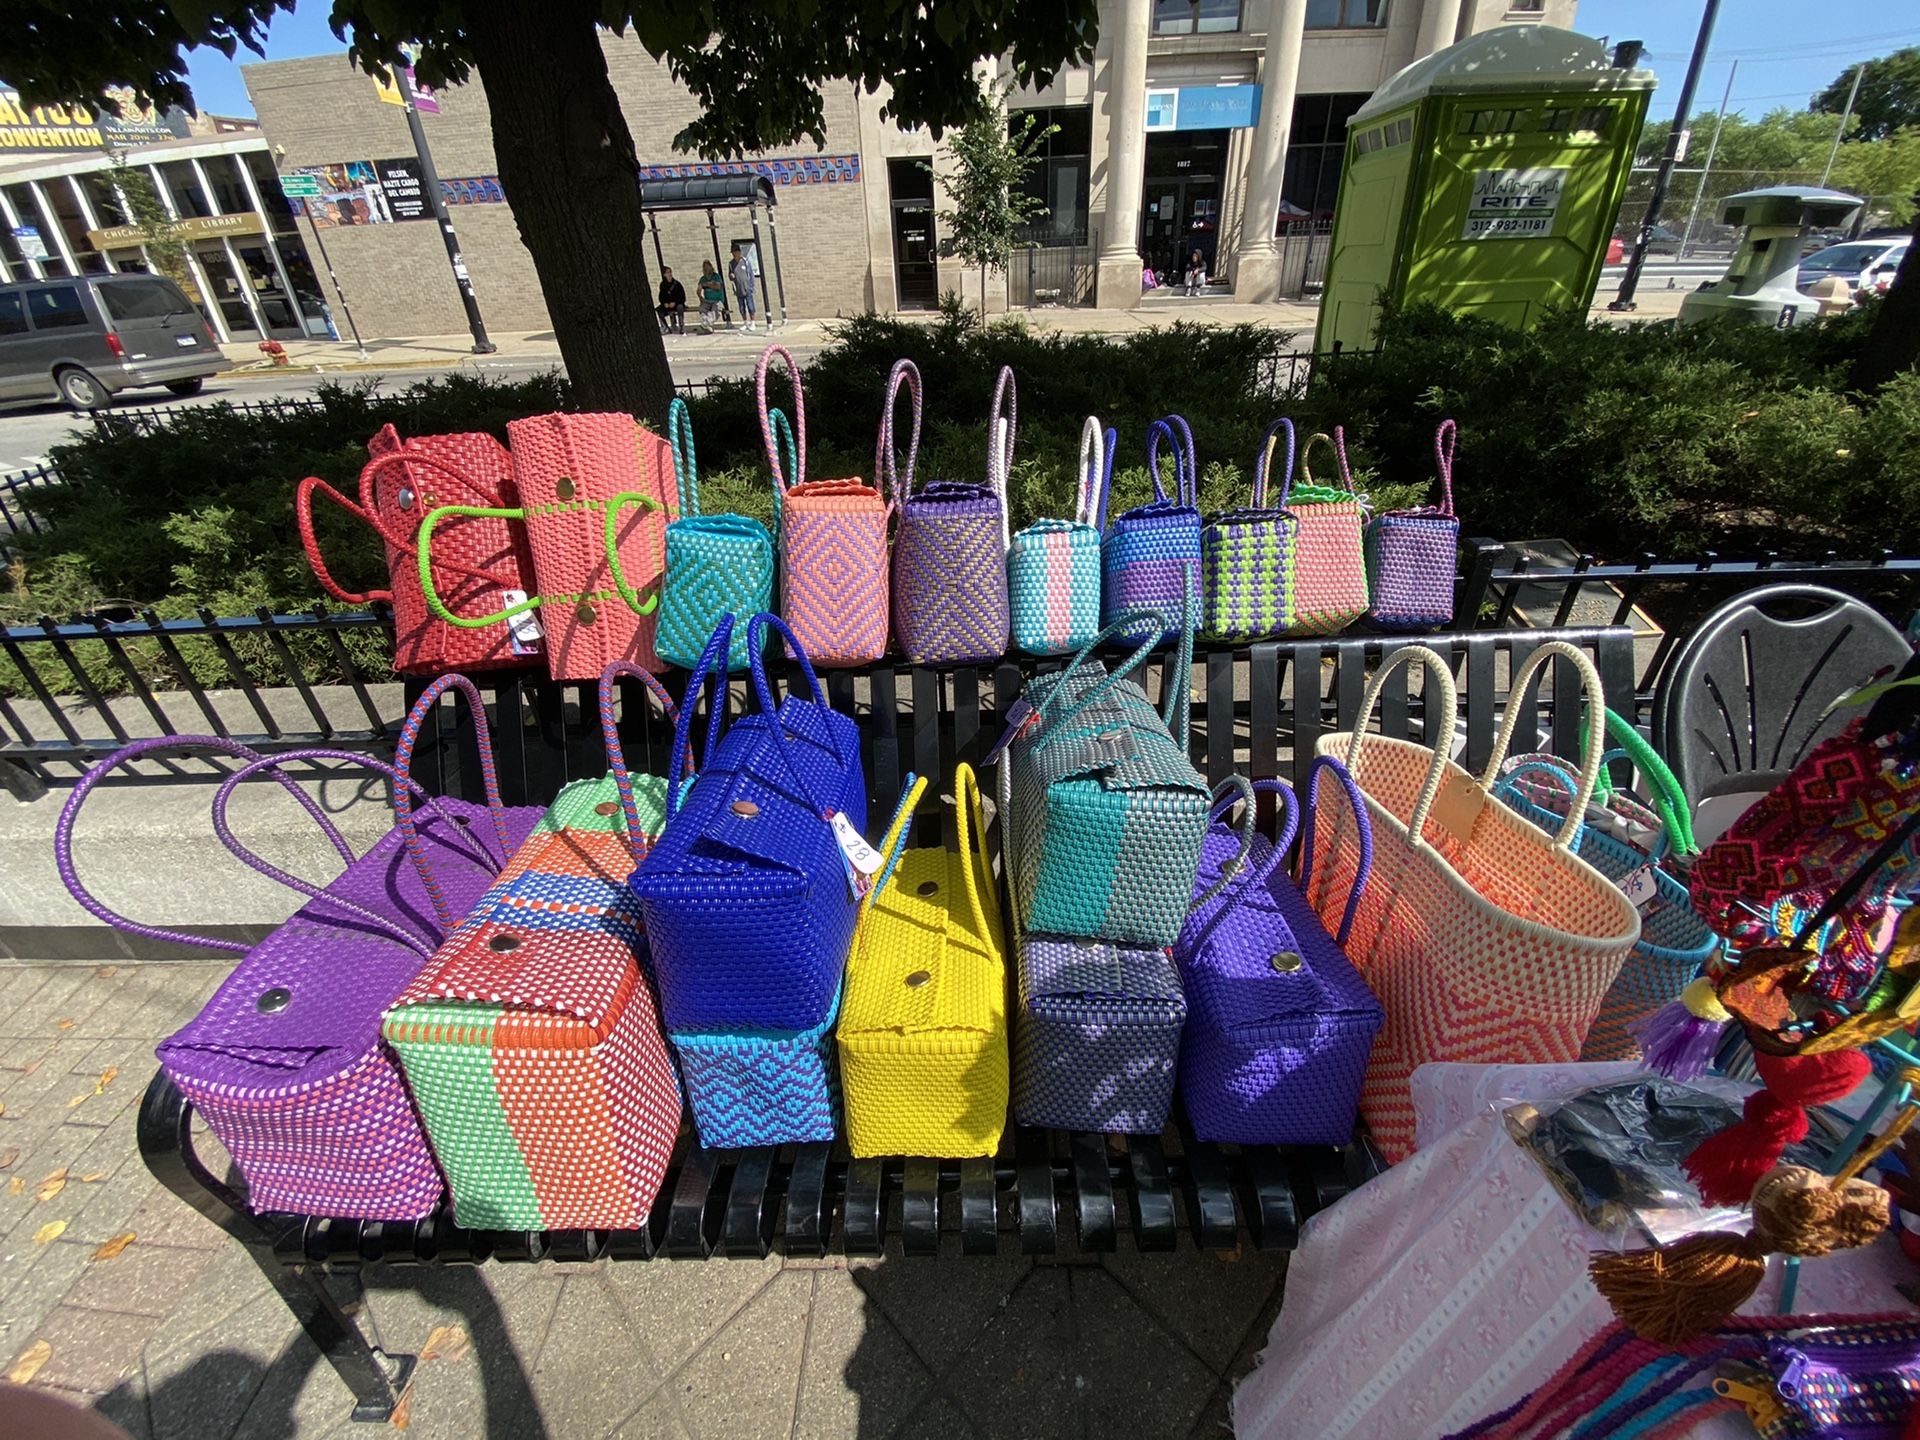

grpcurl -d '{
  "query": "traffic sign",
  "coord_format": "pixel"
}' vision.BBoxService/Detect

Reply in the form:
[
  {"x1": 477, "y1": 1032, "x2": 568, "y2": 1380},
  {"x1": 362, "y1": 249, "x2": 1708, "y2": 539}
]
[{"x1": 280, "y1": 172, "x2": 323, "y2": 199}]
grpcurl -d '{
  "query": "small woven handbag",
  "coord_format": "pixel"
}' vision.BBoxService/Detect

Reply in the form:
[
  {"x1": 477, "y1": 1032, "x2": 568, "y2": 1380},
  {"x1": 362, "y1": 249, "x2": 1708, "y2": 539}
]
[
  {"x1": 1283, "y1": 427, "x2": 1372, "y2": 636},
  {"x1": 1174, "y1": 762, "x2": 1383, "y2": 1146},
  {"x1": 891, "y1": 362, "x2": 1012, "y2": 666},
  {"x1": 1304, "y1": 642, "x2": 1643, "y2": 1160},
  {"x1": 57, "y1": 677, "x2": 542, "y2": 1219},
  {"x1": 839, "y1": 764, "x2": 1010, "y2": 1159},
  {"x1": 1365, "y1": 419, "x2": 1460, "y2": 630},
  {"x1": 296, "y1": 424, "x2": 540, "y2": 675},
  {"x1": 382, "y1": 668, "x2": 683, "y2": 1230},
  {"x1": 629, "y1": 612, "x2": 869, "y2": 1034},
  {"x1": 648, "y1": 396, "x2": 776, "y2": 673},
  {"x1": 1008, "y1": 414, "x2": 1110, "y2": 656},
  {"x1": 763, "y1": 345, "x2": 891, "y2": 666},
  {"x1": 1103, "y1": 416, "x2": 1203, "y2": 642},
  {"x1": 1008, "y1": 603, "x2": 1237, "y2": 949},
  {"x1": 1200, "y1": 416, "x2": 1299, "y2": 641}
]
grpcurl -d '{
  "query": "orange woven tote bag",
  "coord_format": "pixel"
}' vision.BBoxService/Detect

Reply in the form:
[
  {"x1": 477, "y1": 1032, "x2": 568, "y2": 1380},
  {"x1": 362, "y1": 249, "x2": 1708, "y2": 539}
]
[{"x1": 1302, "y1": 642, "x2": 1642, "y2": 1160}]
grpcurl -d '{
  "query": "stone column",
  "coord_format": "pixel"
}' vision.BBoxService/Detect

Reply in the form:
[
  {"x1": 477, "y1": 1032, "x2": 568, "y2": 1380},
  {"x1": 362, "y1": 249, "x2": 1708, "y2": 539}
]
[
  {"x1": 1231, "y1": 0, "x2": 1308, "y2": 303},
  {"x1": 1414, "y1": 0, "x2": 1465, "y2": 59},
  {"x1": 1094, "y1": 0, "x2": 1153, "y2": 310}
]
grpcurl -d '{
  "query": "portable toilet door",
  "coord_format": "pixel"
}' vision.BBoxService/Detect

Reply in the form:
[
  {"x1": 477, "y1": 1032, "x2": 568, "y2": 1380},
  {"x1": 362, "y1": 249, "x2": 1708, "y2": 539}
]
[{"x1": 1315, "y1": 26, "x2": 1655, "y2": 355}]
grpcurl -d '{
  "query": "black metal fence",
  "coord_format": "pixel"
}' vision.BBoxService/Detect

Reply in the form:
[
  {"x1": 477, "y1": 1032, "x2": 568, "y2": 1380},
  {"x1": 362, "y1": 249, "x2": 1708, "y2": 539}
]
[
  {"x1": 1008, "y1": 229, "x2": 1098, "y2": 308},
  {"x1": 1273, "y1": 220, "x2": 1335, "y2": 298},
  {"x1": 0, "y1": 463, "x2": 55, "y2": 538}
]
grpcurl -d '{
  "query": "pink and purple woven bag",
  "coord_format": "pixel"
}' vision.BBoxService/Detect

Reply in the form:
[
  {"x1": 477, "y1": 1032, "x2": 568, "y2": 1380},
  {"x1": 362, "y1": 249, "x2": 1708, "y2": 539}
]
[
  {"x1": 57, "y1": 677, "x2": 543, "y2": 1219},
  {"x1": 1365, "y1": 418, "x2": 1461, "y2": 630},
  {"x1": 891, "y1": 362, "x2": 1012, "y2": 666}
]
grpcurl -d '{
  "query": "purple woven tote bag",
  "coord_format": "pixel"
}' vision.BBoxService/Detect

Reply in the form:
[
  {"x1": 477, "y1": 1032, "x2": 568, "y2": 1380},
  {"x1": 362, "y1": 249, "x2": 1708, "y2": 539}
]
[
  {"x1": 891, "y1": 361, "x2": 1012, "y2": 665},
  {"x1": 1365, "y1": 418, "x2": 1460, "y2": 630},
  {"x1": 1174, "y1": 760, "x2": 1382, "y2": 1146},
  {"x1": 1102, "y1": 415, "x2": 1203, "y2": 642},
  {"x1": 56, "y1": 675, "x2": 542, "y2": 1219}
]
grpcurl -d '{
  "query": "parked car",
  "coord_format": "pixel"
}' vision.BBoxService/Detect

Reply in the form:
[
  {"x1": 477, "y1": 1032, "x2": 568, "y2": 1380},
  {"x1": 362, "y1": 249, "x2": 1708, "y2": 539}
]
[
  {"x1": 0, "y1": 273, "x2": 225, "y2": 411},
  {"x1": 1796, "y1": 237, "x2": 1909, "y2": 299}
]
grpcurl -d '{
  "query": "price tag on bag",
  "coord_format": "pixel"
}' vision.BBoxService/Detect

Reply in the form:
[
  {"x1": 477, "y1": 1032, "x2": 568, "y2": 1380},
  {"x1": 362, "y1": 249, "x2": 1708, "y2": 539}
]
[
  {"x1": 983, "y1": 698, "x2": 1037, "y2": 768},
  {"x1": 828, "y1": 810, "x2": 884, "y2": 898},
  {"x1": 499, "y1": 590, "x2": 545, "y2": 656},
  {"x1": 1618, "y1": 863, "x2": 1661, "y2": 914}
]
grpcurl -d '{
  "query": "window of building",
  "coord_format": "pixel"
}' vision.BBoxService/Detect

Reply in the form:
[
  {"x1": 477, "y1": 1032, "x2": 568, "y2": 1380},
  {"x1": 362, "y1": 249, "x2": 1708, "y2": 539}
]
[
  {"x1": 1280, "y1": 92, "x2": 1370, "y2": 223},
  {"x1": 1509, "y1": 0, "x2": 1545, "y2": 10},
  {"x1": 1010, "y1": 105, "x2": 1092, "y2": 243},
  {"x1": 0, "y1": 292, "x2": 25, "y2": 336},
  {"x1": 1152, "y1": 0, "x2": 1243, "y2": 35},
  {"x1": 25, "y1": 285, "x2": 87, "y2": 330},
  {"x1": 1305, "y1": 0, "x2": 1387, "y2": 27}
]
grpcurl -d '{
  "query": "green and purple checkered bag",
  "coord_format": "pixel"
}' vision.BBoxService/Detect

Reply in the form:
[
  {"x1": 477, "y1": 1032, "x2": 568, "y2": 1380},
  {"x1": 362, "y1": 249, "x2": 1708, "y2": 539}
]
[
  {"x1": 1201, "y1": 416, "x2": 1299, "y2": 641},
  {"x1": 1007, "y1": 602, "x2": 1214, "y2": 949},
  {"x1": 1008, "y1": 414, "x2": 1109, "y2": 656},
  {"x1": 1365, "y1": 418, "x2": 1460, "y2": 631},
  {"x1": 1102, "y1": 416, "x2": 1201, "y2": 643}
]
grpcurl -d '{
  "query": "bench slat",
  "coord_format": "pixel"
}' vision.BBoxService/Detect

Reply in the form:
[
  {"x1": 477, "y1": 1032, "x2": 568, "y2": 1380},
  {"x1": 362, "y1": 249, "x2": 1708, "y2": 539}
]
[
  {"x1": 1015, "y1": 1126, "x2": 1057, "y2": 1255},
  {"x1": 844, "y1": 1158, "x2": 886, "y2": 1255},
  {"x1": 784, "y1": 1143, "x2": 832, "y2": 1258},
  {"x1": 902, "y1": 1156, "x2": 940, "y2": 1256},
  {"x1": 1126, "y1": 1134, "x2": 1177, "y2": 1253},
  {"x1": 666, "y1": 1144, "x2": 721, "y2": 1259},
  {"x1": 959, "y1": 1157, "x2": 998, "y2": 1256},
  {"x1": 723, "y1": 1148, "x2": 776, "y2": 1258},
  {"x1": 1072, "y1": 1130, "x2": 1116, "y2": 1253}
]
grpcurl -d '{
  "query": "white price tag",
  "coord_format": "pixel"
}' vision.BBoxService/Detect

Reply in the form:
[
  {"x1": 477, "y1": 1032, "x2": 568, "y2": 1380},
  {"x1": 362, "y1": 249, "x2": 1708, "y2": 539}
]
[
  {"x1": 1619, "y1": 863, "x2": 1661, "y2": 914},
  {"x1": 831, "y1": 811, "x2": 885, "y2": 876},
  {"x1": 499, "y1": 590, "x2": 544, "y2": 655}
]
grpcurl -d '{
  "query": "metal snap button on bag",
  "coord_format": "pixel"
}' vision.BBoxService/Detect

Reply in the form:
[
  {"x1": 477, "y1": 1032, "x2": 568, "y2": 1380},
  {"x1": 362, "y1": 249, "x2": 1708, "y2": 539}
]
[
  {"x1": 595, "y1": 801, "x2": 619, "y2": 817},
  {"x1": 1269, "y1": 951, "x2": 1303, "y2": 973},
  {"x1": 256, "y1": 987, "x2": 291, "y2": 1013},
  {"x1": 488, "y1": 933, "x2": 520, "y2": 953},
  {"x1": 905, "y1": 970, "x2": 931, "y2": 988},
  {"x1": 555, "y1": 476, "x2": 575, "y2": 501},
  {"x1": 731, "y1": 799, "x2": 760, "y2": 817}
]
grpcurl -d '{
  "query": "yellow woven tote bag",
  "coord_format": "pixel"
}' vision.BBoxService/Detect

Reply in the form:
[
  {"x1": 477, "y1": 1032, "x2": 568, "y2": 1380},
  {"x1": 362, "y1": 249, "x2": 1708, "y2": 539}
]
[{"x1": 838, "y1": 763, "x2": 1011, "y2": 1159}]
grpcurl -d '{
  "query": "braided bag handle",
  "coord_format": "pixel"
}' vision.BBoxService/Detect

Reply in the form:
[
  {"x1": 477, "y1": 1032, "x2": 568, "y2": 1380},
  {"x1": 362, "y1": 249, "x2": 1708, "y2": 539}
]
[
  {"x1": 757, "y1": 343, "x2": 807, "y2": 491},
  {"x1": 988, "y1": 365, "x2": 1016, "y2": 549},
  {"x1": 1077, "y1": 415, "x2": 1116, "y2": 529},
  {"x1": 877, "y1": 358, "x2": 922, "y2": 507},
  {"x1": 390, "y1": 673, "x2": 517, "y2": 925},
  {"x1": 1254, "y1": 418, "x2": 1296, "y2": 510},
  {"x1": 1296, "y1": 754, "x2": 1376, "y2": 946},
  {"x1": 295, "y1": 477, "x2": 392, "y2": 604},
  {"x1": 665, "y1": 616, "x2": 737, "y2": 818},
  {"x1": 600, "y1": 658, "x2": 683, "y2": 867}
]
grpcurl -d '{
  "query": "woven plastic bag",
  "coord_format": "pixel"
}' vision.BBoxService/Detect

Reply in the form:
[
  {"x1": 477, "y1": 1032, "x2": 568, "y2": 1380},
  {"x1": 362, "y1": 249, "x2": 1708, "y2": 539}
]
[
  {"x1": 58, "y1": 676, "x2": 542, "y2": 1219},
  {"x1": 1103, "y1": 415, "x2": 1202, "y2": 643},
  {"x1": 1303, "y1": 642, "x2": 1642, "y2": 1160},
  {"x1": 891, "y1": 361, "x2": 1012, "y2": 666},
  {"x1": 1008, "y1": 414, "x2": 1109, "y2": 656},
  {"x1": 629, "y1": 612, "x2": 868, "y2": 1033},
  {"x1": 1008, "y1": 603, "x2": 1230, "y2": 949},
  {"x1": 296, "y1": 424, "x2": 540, "y2": 675},
  {"x1": 1365, "y1": 418, "x2": 1460, "y2": 631},
  {"x1": 762, "y1": 345, "x2": 890, "y2": 666},
  {"x1": 382, "y1": 666, "x2": 683, "y2": 1230},
  {"x1": 839, "y1": 764, "x2": 1009, "y2": 1159},
  {"x1": 1201, "y1": 416, "x2": 1299, "y2": 641},
  {"x1": 649, "y1": 396, "x2": 775, "y2": 673},
  {"x1": 1283, "y1": 427, "x2": 1372, "y2": 636},
  {"x1": 1175, "y1": 762, "x2": 1382, "y2": 1146}
]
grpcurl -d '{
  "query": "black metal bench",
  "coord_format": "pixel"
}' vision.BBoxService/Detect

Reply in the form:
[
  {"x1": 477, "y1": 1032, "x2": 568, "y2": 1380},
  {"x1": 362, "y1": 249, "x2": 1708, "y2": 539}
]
[{"x1": 135, "y1": 623, "x2": 1637, "y2": 1421}]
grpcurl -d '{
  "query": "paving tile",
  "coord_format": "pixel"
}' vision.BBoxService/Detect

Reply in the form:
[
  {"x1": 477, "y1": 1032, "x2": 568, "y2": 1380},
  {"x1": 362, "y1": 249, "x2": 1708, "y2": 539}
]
[
  {"x1": 666, "y1": 1268, "x2": 811, "y2": 1440},
  {"x1": 610, "y1": 1387, "x2": 695, "y2": 1439},
  {"x1": 11, "y1": 1303, "x2": 155, "y2": 1394},
  {"x1": 894, "y1": 1393, "x2": 980, "y2": 1440},
  {"x1": 9, "y1": 970, "x2": 114, "y2": 1040},
  {"x1": 602, "y1": 1251, "x2": 784, "y2": 1375},
  {"x1": 145, "y1": 1329, "x2": 301, "y2": 1440},
  {"x1": 1097, "y1": 1247, "x2": 1286, "y2": 1373},
  {"x1": 1186, "y1": 1382, "x2": 1234, "y2": 1440},
  {"x1": 124, "y1": 1181, "x2": 226, "y2": 1253},
  {"x1": 851, "y1": 1244, "x2": 1034, "y2": 1377},
  {"x1": 0, "y1": 1031, "x2": 57, "y2": 1073},
  {"x1": 0, "y1": 1237, "x2": 96, "y2": 1354},
  {"x1": 939, "y1": 1267, "x2": 1081, "y2": 1439},
  {"x1": 92, "y1": 1376, "x2": 157, "y2": 1440},
  {"x1": 791, "y1": 1266, "x2": 936, "y2": 1440},
  {"x1": 528, "y1": 1273, "x2": 671, "y2": 1437},
  {"x1": 64, "y1": 1238, "x2": 221, "y2": 1317},
  {"x1": 0, "y1": 966, "x2": 57, "y2": 1020},
  {"x1": 1071, "y1": 1267, "x2": 1218, "y2": 1440}
]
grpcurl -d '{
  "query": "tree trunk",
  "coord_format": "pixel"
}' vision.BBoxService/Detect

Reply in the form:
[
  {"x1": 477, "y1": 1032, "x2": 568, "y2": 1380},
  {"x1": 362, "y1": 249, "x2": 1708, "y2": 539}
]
[
  {"x1": 1851, "y1": 199, "x2": 1920, "y2": 393},
  {"x1": 461, "y1": 0, "x2": 673, "y2": 421}
]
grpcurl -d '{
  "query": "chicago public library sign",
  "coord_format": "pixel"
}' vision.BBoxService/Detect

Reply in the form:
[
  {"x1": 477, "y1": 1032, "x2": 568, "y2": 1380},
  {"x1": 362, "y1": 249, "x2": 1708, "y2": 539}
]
[{"x1": 87, "y1": 212, "x2": 268, "y2": 250}]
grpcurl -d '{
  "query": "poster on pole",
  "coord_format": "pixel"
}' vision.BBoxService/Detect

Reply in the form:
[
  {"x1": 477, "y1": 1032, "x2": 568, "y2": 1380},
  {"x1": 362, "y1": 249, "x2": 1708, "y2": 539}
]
[
  {"x1": 1461, "y1": 168, "x2": 1568, "y2": 240},
  {"x1": 374, "y1": 158, "x2": 432, "y2": 221}
]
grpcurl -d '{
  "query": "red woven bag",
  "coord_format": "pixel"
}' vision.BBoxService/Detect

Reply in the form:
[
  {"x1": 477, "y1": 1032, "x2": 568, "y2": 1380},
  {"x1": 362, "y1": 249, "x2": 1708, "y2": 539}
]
[{"x1": 295, "y1": 423, "x2": 540, "y2": 676}]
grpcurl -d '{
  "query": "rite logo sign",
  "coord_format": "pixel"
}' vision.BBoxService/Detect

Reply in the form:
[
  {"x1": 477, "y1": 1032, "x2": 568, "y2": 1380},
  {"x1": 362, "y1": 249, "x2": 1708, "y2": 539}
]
[{"x1": 1461, "y1": 168, "x2": 1568, "y2": 241}]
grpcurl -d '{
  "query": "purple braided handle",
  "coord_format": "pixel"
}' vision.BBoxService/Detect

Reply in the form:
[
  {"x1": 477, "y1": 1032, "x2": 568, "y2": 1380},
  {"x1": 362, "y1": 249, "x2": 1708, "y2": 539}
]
[
  {"x1": 56, "y1": 734, "x2": 351, "y2": 954},
  {"x1": 1143, "y1": 419, "x2": 1177, "y2": 506},
  {"x1": 391, "y1": 674, "x2": 514, "y2": 928},
  {"x1": 1296, "y1": 753, "x2": 1374, "y2": 946},
  {"x1": 665, "y1": 616, "x2": 735, "y2": 819},
  {"x1": 1208, "y1": 776, "x2": 1302, "y2": 896},
  {"x1": 1331, "y1": 424, "x2": 1354, "y2": 489},
  {"x1": 599, "y1": 659, "x2": 681, "y2": 866},
  {"x1": 209, "y1": 749, "x2": 497, "y2": 955},
  {"x1": 876, "y1": 358, "x2": 922, "y2": 505},
  {"x1": 744, "y1": 611, "x2": 851, "y2": 820},
  {"x1": 756, "y1": 343, "x2": 807, "y2": 491},
  {"x1": 1255, "y1": 417, "x2": 1296, "y2": 509},
  {"x1": 1433, "y1": 418, "x2": 1457, "y2": 517}
]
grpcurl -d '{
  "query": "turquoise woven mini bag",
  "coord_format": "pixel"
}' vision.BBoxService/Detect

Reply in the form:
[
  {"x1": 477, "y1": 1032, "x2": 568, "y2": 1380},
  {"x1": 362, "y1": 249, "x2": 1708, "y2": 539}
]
[
  {"x1": 1007, "y1": 595, "x2": 1234, "y2": 948},
  {"x1": 653, "y1": 397, "x2": 776, "y2": 672},
  {"x1": 1008, "y1": 415, "x2": 1110, "y2": 656}
]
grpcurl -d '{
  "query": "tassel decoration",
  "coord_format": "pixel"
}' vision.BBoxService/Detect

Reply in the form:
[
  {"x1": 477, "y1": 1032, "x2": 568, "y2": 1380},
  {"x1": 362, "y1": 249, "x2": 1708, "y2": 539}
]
[
  {"x1": 1633, "y1": 977, "x2": 1730, "y2": 1080},
  {"x1": 1682, "y1": 1049, "x2": 1871, "y2": 1207}
]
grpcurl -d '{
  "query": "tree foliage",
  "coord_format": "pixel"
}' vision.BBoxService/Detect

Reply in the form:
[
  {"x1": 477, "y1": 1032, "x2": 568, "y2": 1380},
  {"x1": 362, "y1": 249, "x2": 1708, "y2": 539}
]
[
  {"x1": 1814, "y1": 47, "x2": 1920, "y2": 143},
  {"x1": 106, "y1": 155, "x2": 188, "y2": 282},
  {"x1": 1637, "y1": 106, "x2": 1920, "y2": 226},
  {"x1": 927, "y1": 84, "x2": 1056, "y2": 313}
]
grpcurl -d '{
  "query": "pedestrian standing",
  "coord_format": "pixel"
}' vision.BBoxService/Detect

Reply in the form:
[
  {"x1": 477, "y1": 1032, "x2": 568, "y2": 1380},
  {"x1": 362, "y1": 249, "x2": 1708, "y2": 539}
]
[{"x1": 729, "y1": 244, "x2": 759, "y2": 332}]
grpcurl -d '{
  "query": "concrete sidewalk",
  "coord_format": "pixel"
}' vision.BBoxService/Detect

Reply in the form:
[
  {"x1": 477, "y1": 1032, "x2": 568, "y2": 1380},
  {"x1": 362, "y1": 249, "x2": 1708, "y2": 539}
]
[
  {"x1": 0, "y1": 959, "x2": 1284, "y2": 1438},
  {"x1": 216, "y1": 286, "x2": 1687, "y2": 378}
]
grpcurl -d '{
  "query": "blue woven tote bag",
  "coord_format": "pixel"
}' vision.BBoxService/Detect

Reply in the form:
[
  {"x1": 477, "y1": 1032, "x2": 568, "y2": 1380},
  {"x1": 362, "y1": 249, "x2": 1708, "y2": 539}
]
[
  {"x1": 1008, "y1": 601, "x2": 1229, "y2": 949},
  {"x1": 669, "y1": 977, "x2": 843, "y2": 1147},
  {"x1": 1008, "y1": 415, "x2": 1110, "y2": 656},
  {"x1": 653, "y1": 397, "x2": 776, "y2": 673},
  {"x1": 629, "y1": 612, "x2": 869, "y2": 1033},
  {"x1": 1102, "y1": 416, "x2": 1202, "y2": 643}
]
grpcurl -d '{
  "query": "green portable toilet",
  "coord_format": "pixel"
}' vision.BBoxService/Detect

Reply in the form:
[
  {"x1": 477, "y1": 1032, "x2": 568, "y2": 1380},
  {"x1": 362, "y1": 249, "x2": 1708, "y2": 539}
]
[{"x1": 1314, "y1": 26, "x2": 1655, "y2": 354}]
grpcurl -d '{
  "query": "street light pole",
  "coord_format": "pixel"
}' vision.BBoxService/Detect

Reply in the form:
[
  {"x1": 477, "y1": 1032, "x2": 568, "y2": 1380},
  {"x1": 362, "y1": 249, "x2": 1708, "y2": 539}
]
[
  {"x1": 1820, "y1": 62, "x2": 1866, "y2": 187},
  {"x1": 1612, "y1": 0, "x2": 1722, "y2": 311},
  {"x1": 396, "y1": 63, "x2": 495, "y2": 354},
  {"x1": 1680, "y1": 59, "x2": 1736, "y2": 259}
]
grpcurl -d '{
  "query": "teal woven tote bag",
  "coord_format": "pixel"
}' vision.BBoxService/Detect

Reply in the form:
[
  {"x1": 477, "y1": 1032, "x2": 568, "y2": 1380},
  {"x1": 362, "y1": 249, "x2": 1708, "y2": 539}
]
[
  {"x1": 1007, "y1": 599, "x2": 1219, "y2": 948},
  {"x1": 1201, "y1": 417, "x2": 1298, "y2": 642},
  {"x1": 1008, "y1": 415, "x2": 1110, "y2": 656},
  {"x1": 652, "y1": 396, "x2": 777, "y2": 672}
]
